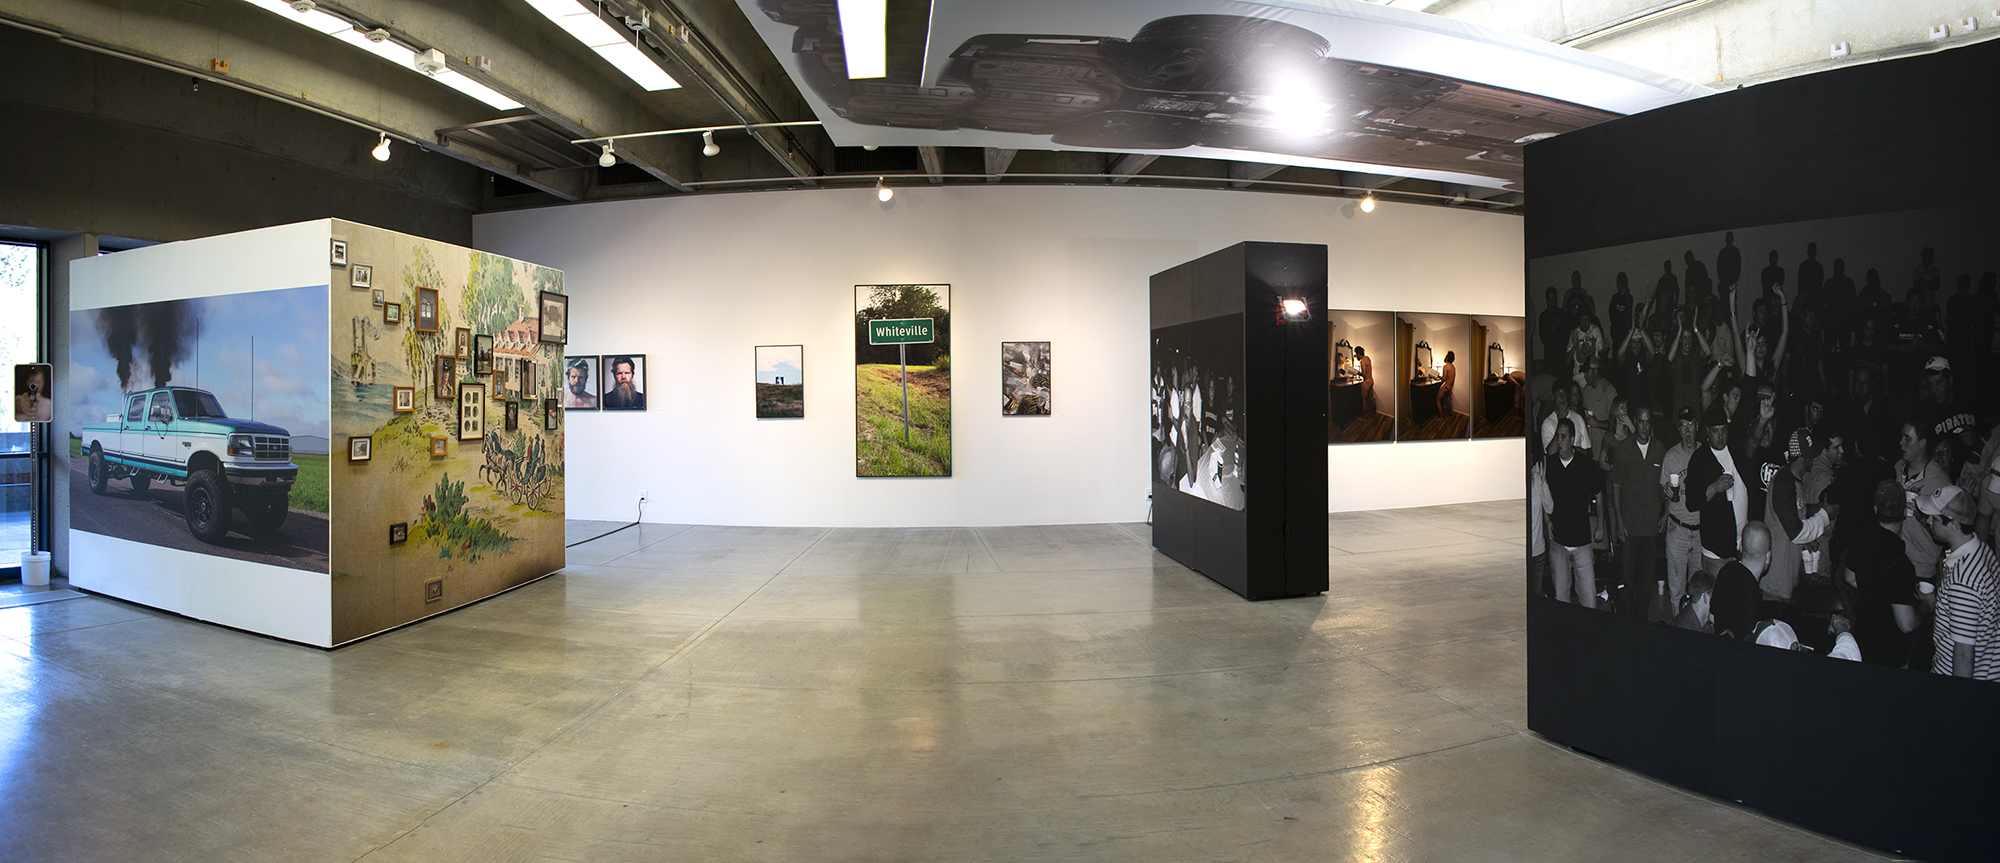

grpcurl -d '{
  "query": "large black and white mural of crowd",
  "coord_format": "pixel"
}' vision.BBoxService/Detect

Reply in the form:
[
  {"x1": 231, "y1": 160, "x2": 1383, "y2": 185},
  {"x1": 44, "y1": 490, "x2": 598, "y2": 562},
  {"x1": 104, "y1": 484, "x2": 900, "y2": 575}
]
[
  {"x1": 1152, "y1": 314, "x2": 1246, "y2": 511},
  {"x1": 1526, "y1": 204, "x2": 2000, "y2": 680}
]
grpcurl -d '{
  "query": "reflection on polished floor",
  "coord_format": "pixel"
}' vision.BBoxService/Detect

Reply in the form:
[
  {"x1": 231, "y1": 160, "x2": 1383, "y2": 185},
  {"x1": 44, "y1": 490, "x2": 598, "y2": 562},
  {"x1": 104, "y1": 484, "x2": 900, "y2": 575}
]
[{"x1": 0, "y1": 502, "x2": 1888, "y2": 862}]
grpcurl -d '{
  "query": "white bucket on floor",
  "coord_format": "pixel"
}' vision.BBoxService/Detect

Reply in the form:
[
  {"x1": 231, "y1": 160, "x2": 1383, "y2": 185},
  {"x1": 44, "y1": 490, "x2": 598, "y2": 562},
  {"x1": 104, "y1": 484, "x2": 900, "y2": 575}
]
[{"x1": 20, "y1": 551, "x2": 50, "y2": 586}]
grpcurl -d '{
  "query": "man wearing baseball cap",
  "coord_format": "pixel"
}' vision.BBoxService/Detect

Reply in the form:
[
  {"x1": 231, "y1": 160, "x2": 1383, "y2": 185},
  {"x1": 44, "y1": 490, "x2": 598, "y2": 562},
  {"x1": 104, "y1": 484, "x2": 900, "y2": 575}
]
[
  {"x1": 1922, "y1": 485, "x2": 2000, "y2": 679},
  {"x1": 1762, "y1": 428, "x2": 1831, "y2": 614},
  {"x1": 1686, "y1": 402, "x2": 1749, "y2": 572},
  {"x1": 1912, "y1": 356, "x2": 1983, "y2": 475}
]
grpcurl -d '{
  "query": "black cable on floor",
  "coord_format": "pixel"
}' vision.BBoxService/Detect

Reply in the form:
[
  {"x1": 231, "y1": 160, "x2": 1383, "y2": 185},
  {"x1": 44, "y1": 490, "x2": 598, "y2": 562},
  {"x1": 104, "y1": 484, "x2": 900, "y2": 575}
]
[{"x1": 566, "y1": 521, "x2": 640, "y2": 548}]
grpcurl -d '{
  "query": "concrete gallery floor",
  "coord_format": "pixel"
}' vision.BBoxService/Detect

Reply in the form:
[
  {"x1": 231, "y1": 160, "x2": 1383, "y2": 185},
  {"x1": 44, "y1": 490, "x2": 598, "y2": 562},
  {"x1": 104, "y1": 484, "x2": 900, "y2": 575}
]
[{"x1": 0, "y1": 502, "x2": 1890, "y2": 862}]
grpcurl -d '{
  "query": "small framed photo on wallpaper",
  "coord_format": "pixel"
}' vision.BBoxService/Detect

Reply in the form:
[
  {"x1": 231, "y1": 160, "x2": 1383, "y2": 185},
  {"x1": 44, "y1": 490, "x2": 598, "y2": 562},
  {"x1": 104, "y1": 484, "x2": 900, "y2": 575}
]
[
  {"x1": 392, "y1": 385, "x2": 415, "y2": 413},
  {"x1": 372, "y1": 289, "x2": 385, "y2": 307},
  {"x1": 389, "y1": 522, "x2": 408, "y2": 544},
  {"x1": 458, "y1": 383, "x2": 486, "y2": 441},
  {"x1": 330, "y1": 239, "x2": 347, "y2": 266},
  {"x1": 416, "y1": 287, "x2": 440, "y2": 333},
  {"x1": 384, "y1": 302, "x2": 402, "y2": 325},
  {"x1": 539, "y1": 291, "x2": 568, "y2": 344},
  {"x1": 600, "y1": 354, "x2": 646, "y2": 410},
  {"x1": 348, "y1": 435, "x2": 372, "y2": 462},
  {"x1": 435, "y1": 356, "x2": 457, "y2": 399},
  {"x1": 473, "y1": 334, "x2": 494, "y2": 375},
  {"x1": 504, "y1": 399, "x2": 519, "y2": 431},
  {"x1": 492, "y1": 367, "x2": 508, "y2": 399},
  {"x1": 563, "y1": 355, "x2": 599, "y2": 410},
  {"x1": 430, "y1": 435, "x2": 449, "y2": 457},
  {"x1": 351, "y1": 264, "x2": 372, "y2": 289},
  {"x1": 455, "y1": 328, "x2": 472, "y2": 360},
  {"x1": 544, "y1": 397, "x2": 559, "y2": 430},
  {"x1": 517, "y1": 358, "x2": 535, "y2": 399}
]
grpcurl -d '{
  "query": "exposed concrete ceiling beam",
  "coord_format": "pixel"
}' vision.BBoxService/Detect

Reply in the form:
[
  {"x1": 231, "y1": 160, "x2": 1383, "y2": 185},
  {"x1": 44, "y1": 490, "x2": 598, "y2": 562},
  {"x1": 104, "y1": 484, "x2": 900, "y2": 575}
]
[
  {"x1": 627, "y1": 0, "x2": 826, "y2": 182},
  {"x1": 984, "y1": 148, "x2": 1017, "y2": 182},
  {"x1": 323, "y1": 0, "x2": 694, "y2": 192},
  {"x1": 1228, "y1": 162, "x2": 1285, "y2": 188},
  {"x1": 919, "y1": 146, "x2": 945, "y2": 183},
  {"x1": 1106, "y1": 153, "x2": 1158, "y2": 184}
]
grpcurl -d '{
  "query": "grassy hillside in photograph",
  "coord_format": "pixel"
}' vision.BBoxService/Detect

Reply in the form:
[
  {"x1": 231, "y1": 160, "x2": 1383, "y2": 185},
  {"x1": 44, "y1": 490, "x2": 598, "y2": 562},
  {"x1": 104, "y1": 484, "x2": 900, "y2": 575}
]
[
  {"x1": 856, "y1": 364, "x2": 949, "y2": 475},
  {"x1": 756, "y1": 383, "x2": 804, "y2": 418}
]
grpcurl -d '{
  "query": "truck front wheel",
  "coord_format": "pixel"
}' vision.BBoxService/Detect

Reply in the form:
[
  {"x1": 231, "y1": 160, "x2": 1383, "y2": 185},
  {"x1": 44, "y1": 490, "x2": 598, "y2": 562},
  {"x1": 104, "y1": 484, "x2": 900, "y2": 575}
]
[
  {"x1": 88, "y1": 445, "x2": 108, "y2": 495},
  {"x1": 184, "y1": 469, "x2": 231, "y2": 543},
  {"x1": 245, "y1": 499, "x2": 287, "y2": 536}
]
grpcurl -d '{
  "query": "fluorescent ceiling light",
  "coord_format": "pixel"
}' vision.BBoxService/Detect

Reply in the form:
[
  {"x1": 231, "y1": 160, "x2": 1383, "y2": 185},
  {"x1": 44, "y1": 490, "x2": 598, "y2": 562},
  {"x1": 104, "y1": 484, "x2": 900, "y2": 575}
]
[
  {"x1": 836, "y1": 0, "x2": 886, "y2": 78},
  {"x1": 240, "y1": 0, "x2": 523, "y2": 110},
  {"x1": 524, "y1": 0, "x2": 682, "y2": 91}
]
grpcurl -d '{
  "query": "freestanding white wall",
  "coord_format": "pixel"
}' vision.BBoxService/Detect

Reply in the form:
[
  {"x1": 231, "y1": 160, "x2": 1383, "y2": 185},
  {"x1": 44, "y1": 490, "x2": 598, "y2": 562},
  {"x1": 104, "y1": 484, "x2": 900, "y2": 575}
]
[
  {"x1": 69, "y1": 221, "x2": 333, "y2": 645},
  {"x1": 475, "y1": 184, "x2": 1523, "y2": 526}
]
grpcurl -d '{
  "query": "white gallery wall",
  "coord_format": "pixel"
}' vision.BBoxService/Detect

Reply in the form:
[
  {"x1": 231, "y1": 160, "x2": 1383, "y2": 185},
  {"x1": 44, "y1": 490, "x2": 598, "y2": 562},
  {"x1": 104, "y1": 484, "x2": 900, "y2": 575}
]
[{"x1": 475, "y1": 184, "x2": 1522, "y2": 526}]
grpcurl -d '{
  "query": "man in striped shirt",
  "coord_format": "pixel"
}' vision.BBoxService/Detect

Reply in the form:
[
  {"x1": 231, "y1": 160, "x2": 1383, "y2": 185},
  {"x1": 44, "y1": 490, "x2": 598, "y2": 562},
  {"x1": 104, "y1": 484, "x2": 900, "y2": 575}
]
[{"x1": 1922, "y1": 486, "x2": 2000, "y2": 680}]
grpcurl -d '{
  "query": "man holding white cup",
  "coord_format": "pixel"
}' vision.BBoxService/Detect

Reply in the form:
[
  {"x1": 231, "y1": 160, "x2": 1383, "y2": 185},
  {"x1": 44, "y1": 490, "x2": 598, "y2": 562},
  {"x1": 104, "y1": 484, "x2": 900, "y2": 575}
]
[{"x1": 1659, "y1": 406, "x2": 1704, "y2": 610}]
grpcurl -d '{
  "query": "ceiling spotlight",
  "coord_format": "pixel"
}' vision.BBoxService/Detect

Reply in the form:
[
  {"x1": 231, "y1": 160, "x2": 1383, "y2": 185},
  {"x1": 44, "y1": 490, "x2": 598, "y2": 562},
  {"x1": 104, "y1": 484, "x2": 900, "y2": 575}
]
[
  {"x1": 876, "y1": 177, "x2": 893, "y2": 202},
  {"x1": 598, "y1": 139, "x2": 616, "y2": 168},
  {"x1": 1360, "y1": 195, "x2": 1376, "y2": 213},
  {"x1": 371, "y1": 133, "x2": 391, "y2": 162},
  {"x1": 862, "y1": 145, "x2": 878, "y2": 151},
  {"x1": 701, "y1": 130, "x2": 720, "y2": 157},
  {"x1": 1278, "y1": 298, "x2": 1312, "y2": 324}
]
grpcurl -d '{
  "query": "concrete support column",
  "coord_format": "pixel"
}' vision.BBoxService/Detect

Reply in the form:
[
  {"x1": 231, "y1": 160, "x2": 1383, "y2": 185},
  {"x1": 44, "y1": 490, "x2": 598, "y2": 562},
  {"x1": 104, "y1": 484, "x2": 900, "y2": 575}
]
[{"x1": 45, "y1": 233, "x2": 98, "y2": 578}]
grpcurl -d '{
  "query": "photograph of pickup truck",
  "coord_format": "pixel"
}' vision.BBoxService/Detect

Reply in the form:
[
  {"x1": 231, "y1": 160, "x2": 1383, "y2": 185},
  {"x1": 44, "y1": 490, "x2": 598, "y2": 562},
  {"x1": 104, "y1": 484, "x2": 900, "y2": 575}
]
[{"x1": 70, "y1": 285, "x2": 331, "y2": 572}]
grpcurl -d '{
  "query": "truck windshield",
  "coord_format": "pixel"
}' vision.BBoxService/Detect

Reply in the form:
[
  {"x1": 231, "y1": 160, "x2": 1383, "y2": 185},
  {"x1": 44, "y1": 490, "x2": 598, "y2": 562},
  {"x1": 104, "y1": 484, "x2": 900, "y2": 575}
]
[{"x1": 173, "y1": 390, "x2": 228, "y2": 419}]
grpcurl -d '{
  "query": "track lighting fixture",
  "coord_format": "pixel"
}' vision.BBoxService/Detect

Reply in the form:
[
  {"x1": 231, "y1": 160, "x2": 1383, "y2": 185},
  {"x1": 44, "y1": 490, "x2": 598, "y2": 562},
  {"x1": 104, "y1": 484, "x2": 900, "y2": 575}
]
[
  {"x1": 1360, "y1": 194, "x2": 1376, "y2": 213},
  {"x1": 599, "y1": 140, "x2": 617, "y2": 168},
  {"x1": 876, "y1": 177, "x2": 893, "y2": 202},
  {"x1": 862, "y1": 145, "x2": 878, "y2": 151},
  {"x1": 701, "y1": 130, "x2": 720, "y2": 157},
  {"x1": 371, "y1": 133, "x2": 391, "y2": 162}
]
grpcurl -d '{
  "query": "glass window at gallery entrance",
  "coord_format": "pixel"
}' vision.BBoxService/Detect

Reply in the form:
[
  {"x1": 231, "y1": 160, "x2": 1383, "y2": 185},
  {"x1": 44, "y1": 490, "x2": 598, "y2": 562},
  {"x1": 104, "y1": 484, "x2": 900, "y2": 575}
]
[{"x1": 0, "y1": 241, "x2": 39, "y2": 566}]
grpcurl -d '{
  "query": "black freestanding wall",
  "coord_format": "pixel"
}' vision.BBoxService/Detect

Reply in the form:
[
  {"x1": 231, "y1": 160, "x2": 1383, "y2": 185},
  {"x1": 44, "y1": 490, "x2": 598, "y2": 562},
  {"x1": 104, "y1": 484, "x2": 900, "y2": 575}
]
[
  {"x1": 1151, "y1": 242, "x2": 1329, "y2": 600},
  {"x1": 1526, "y1": 40, "x2": 2000, "y2": 861}
]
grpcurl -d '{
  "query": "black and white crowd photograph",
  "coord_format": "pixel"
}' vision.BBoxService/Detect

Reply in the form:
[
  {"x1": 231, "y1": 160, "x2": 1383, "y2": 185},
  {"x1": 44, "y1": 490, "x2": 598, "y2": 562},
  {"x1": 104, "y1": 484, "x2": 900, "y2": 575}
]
[
  {"x1": 1526, "y1": 204, "x2": 2000, "y2": 680},
  {"x1": 1153, "y1": 314, "x2": 1246, "y2": 511}
]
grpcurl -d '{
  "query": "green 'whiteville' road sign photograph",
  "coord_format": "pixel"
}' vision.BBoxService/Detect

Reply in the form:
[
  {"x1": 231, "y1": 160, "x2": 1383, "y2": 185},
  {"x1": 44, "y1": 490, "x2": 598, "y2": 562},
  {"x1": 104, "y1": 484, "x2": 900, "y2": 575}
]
[{"x1": 854, "y1": 285, "x2": 950, "y2": 477}]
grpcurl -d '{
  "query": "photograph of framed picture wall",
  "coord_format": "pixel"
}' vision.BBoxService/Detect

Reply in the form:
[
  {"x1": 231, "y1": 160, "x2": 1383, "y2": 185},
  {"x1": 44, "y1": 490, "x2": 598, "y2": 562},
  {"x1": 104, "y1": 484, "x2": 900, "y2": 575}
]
[
  {"x1": 755, "y1": 345, "x2": 803, "y2": 418},
  {"x1": 429, "y1": 435, "x2": 448, "y2": 457},
  {"x1": 517, "y1": 359, "x2": 535, "y2": 400},
  {"x1": 1001, "y1": 341, "x2": 1051, "y2": 415},
  {"x1": 416, "y1": 287, "x2": 439, "y2": 333},
  {"x1": 563, "y1": 355, "x2": 599, "y2": 409},
  {"x1": 330, "y1": 239, "x2": 347, "y2": 266},
  {"x1": 474, "y1": 334, "x2": 494, "y2": 375},
  {"x1": 539, "y1": 291, "x2": 568, "y2": 344},
  {"x1": 1469, "y1": 314, "x2": 1527, "y2": 439},
  {"x1": 600, "y1": 354, "x2": 646, "y2": 410},
  {"x1": 384, "y1": 302, "x2": 401, "y2": 325},
  {"x1": 458, "y1": 383, "x2": 486, "y2": 440},
  {"x1": 392, "y1": 385, "x2": 415, "y2": 413},
  {"x1": 455, "y1": 328, "x2": 471, "y2": 360},
  {"x1": 492, "y1": 367, "x2": 508, "y2": 400},
  {"x1": 350, "y1": 264, "x2": 371, "y2": 288},
  {"x1": 543, "y1": 398, "x2": 559, "y2": 430},
  {"x1": 504, "y1": 400, "x2": 519, "y2": 431},
  {"x1": 348, "y1": 435, "x2": 371, "y2": 462}
]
